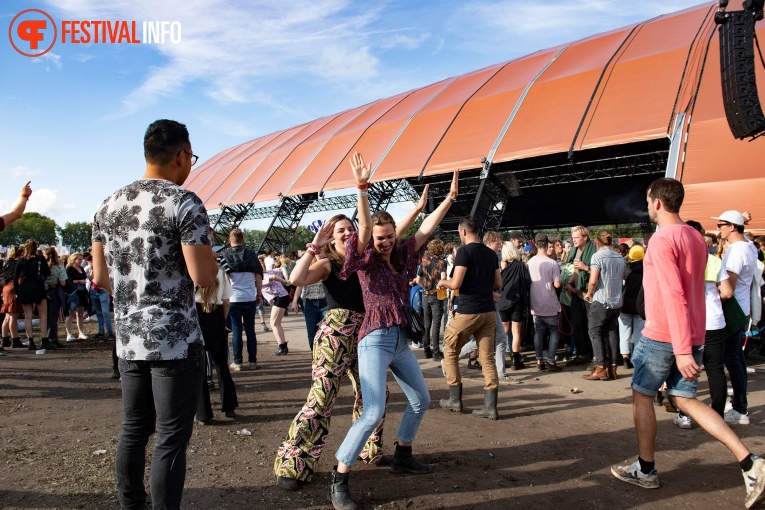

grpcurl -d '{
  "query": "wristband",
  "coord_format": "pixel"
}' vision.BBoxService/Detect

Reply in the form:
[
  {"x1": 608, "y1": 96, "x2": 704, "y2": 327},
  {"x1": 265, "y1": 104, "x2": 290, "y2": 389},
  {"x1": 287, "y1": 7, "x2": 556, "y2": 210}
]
[
  {"x1": 306, "y1": 248, "x2": 317, "y2": 258},
  {"x1": 358, "y1": 191, "x2": 368, "y2": 197},
  {"x1": 446, "y1": 195, "x2": 456, "y2": 202},
  {"x1": 21, "y1": 194, "x2": 30, "y2": 198},
  {"x1": 356, "y1": 182, "x2": 370, "y2": 190},
  {"x1": 306, "y1": 243, "x2": 319, "y2": 252}
]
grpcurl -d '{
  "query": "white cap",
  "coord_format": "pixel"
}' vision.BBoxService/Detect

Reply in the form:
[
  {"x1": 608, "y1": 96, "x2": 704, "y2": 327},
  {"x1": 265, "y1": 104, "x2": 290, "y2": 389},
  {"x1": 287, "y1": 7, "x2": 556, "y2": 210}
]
[{"x1": 711, "y1": 210, "x2": 746, "y2": 226}]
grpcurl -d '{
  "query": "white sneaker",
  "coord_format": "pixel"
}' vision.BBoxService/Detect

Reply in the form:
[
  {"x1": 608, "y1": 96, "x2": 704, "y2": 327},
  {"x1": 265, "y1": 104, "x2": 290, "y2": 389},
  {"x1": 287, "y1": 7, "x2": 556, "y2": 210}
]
[
  {"x1": 673, "y1": 414, "x2": 692, "y2": 429},
  {"x1": 725, "y1": 400, "x2": 733, "y2": 413},
  {"x1": 744, "y1": 456, "x2": 765, "y2": 509},
  {"x1": 611, "y1": 460, "x2": 660, "y2": 489},
  {"x1": 725, "y1": 408, "x2": 751, "y2": 425},
  {"x1": 229, "y1": 362, "x2": 242, "y2": 372},
  {"x1": 78, "y1": 333, "x2": 89, "y2": 340},
  {"x1": 66, "y1": 334, "x2": 77, "y2": 342},
  {"x1": 440, "y1": 359, "x2": 446, "y2": 377}
]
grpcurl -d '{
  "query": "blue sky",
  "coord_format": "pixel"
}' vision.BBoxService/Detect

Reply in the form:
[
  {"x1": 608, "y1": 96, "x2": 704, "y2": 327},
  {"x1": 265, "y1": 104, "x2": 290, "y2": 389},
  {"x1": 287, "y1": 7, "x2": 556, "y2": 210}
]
[{"x1": 0, "y1": 0, "x2": 706, "y2": 231}]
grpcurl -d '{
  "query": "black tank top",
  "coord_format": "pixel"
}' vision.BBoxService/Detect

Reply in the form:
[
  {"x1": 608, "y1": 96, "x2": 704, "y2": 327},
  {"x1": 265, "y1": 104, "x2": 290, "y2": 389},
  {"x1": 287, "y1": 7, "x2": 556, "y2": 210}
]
[{"x1": 323, "y1": 260, "x2": 365, "y2": 314}]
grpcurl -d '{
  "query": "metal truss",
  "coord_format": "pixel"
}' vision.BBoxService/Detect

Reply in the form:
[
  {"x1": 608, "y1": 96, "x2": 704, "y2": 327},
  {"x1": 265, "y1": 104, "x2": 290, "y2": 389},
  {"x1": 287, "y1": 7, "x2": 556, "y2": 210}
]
[
  {"x1": 210, "y1": 204, "x2": 256, "y2": 246},
  {"x1": 256, "y1": 194, "x2": 318, "y2": 254}
]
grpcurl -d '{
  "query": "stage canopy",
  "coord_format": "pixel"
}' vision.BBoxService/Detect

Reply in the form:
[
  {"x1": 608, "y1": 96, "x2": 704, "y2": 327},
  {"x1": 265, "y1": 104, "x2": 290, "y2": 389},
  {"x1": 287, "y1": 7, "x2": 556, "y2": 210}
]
[{"x1": 186, "y1": 2, "x2": 764, "y2": 233}]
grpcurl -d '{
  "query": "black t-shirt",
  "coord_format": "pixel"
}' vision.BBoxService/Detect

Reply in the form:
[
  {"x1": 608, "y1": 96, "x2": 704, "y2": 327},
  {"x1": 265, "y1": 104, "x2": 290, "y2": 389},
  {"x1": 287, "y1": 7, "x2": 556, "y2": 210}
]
[{"x1": 454, "y1": 242, "x2": 498, "y2": 314}]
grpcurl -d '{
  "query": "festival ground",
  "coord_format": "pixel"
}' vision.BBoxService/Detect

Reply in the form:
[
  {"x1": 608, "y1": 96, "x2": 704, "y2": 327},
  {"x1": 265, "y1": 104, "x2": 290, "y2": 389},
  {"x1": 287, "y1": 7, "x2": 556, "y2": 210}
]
[{"x1": 1, "y1": 314, "x2": 763, "y2": 510}]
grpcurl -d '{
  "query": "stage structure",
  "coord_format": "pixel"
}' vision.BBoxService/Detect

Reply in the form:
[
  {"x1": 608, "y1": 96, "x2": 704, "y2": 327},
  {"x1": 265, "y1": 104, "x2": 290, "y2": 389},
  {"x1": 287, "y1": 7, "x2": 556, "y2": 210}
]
[{"x1": 189, "y1": 1, "x2": 765, "y2": 253}]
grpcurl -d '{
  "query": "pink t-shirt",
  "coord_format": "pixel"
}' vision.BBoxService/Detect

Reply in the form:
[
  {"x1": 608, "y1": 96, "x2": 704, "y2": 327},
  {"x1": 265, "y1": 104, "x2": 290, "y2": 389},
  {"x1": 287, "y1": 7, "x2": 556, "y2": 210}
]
[
  {"x1": 527, "y1": 255, "x2": 561, "y2": 316},
  {"x1": 642, "y1": 223, "x2": 707, "y2": 354}
]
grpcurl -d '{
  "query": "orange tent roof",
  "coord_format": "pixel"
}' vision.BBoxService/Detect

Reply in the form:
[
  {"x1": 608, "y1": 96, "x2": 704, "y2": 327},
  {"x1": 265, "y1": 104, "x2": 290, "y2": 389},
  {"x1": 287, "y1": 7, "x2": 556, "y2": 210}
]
[{"x1": 187, "y1": 1, "x2": 764, "y2": 231}]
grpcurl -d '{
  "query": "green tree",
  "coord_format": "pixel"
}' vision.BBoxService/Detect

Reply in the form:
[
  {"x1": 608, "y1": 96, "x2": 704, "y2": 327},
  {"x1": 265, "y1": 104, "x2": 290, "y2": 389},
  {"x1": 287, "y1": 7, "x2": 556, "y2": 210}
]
[
  {"x1": 242, "y1": 229, "x2": 266, "y2": 249},
  {"x1": 0, "y1": 212, "x2": 57, "y2": 246},
  {"x1": 285, "y1": 226, "x2": 313, "y2": 254},
  {"x1": 58, "y1": 221, "x2": 93, "y2": 252}
]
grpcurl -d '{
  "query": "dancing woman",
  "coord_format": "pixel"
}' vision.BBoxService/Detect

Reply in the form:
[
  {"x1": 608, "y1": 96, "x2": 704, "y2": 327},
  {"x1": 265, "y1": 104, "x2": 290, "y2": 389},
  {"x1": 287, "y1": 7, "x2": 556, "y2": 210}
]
[
  {"x1": 274, "y1": 194, "x2": 427, "y2": 491},
  {"x1": 328, "y1": 153, "x2": 458, "y2": 510}
]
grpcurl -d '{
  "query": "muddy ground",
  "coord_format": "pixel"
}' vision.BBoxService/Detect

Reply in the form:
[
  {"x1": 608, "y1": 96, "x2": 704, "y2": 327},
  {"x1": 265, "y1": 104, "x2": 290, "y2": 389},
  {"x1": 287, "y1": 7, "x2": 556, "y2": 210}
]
[{"x1": 1, "y1": 312, "x2": 764, "y2": 510}]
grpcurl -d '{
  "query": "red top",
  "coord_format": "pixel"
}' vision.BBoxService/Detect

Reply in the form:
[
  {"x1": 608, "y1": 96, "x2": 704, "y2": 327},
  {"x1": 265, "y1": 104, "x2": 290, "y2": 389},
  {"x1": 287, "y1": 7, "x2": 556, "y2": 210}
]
[
  {"x1": 341, "y1": 230, "x2": 424, "y2": 340},
  {"x1": 642, "y1": 224, "x2": 707, "y2": 354}
]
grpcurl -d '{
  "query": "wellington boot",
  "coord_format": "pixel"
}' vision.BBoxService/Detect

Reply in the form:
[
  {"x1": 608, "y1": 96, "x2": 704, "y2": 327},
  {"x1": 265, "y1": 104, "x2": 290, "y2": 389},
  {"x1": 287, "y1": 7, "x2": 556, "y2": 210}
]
[
  {"x1": 582, "y1": 365, "x2": 609, "y2": 380},
  {"x1": 327, "y1": 467, "x2": 358, "y2": 510},
  {"x1": 472, "y1": 389, "x2": 498, "y2": 420},
  {"x1": 439, "y1": 383, "x2": 462, "y2": 413},
  {"x1": 391, "y1": 442, "x2": 432, "y2": 474}
]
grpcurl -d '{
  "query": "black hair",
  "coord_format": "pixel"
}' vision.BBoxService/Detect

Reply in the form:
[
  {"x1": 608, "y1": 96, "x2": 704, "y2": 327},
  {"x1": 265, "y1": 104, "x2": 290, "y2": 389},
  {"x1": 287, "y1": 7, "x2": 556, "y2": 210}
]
[
  {"x1": 458, "y1": 216, "x2": 479, "y2": 234},
  {"x1": 144, "y1": 119, "x2": 190, "y2": 165},
  {"x1": 685, "y1": 220, "x2": 704, "y2": 235},
  {"x1": 648, "y1": 178, "x2": 684, "y2": 214}
]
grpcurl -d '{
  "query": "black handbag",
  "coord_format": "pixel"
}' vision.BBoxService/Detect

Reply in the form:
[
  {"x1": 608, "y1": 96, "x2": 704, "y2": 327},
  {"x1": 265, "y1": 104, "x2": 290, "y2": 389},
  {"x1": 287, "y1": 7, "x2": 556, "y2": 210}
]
[{"x1": 400, "y1": 298, "x2": 425, "y2": 342}]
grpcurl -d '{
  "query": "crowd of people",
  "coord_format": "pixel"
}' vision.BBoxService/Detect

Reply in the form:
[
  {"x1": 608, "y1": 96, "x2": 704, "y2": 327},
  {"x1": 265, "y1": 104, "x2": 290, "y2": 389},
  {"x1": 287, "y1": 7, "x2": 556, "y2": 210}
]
[{"x1": 5, "y1": 120, "x2": 764, "y2": 510}]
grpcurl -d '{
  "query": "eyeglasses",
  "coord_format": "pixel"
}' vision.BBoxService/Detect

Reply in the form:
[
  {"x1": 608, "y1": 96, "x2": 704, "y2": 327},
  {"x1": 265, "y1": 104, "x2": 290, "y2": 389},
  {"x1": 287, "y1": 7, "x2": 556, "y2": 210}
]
[
  {"x1": 179, "y1": 150, "x2": 199, "y2": 166},
  {"x1": 717, "y1": 223, "x2": 731, "y2": 229}
]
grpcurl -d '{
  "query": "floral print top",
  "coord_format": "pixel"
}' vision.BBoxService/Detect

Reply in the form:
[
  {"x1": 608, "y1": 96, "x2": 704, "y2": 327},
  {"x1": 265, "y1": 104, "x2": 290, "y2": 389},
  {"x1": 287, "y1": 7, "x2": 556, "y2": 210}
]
[
  {"x1": 417, "y1": 253, "x2": 447, "y2": 294},
  {"x1": 340, "y1": 230, "x2": 424, "y2": 340}
]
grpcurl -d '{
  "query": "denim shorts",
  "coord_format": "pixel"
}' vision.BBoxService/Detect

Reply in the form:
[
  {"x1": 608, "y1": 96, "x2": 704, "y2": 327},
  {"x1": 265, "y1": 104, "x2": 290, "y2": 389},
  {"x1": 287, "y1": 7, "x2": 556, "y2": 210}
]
[{"x1": 631, "y1": 335, "x2": 704, "y2": 399}]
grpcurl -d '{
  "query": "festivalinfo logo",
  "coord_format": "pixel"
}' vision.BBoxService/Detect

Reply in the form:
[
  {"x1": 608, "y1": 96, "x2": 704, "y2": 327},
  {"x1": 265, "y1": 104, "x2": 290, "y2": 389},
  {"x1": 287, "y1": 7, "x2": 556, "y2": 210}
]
[{"x1": 9, "y1": 9, "x2": 182, "y2": 57}]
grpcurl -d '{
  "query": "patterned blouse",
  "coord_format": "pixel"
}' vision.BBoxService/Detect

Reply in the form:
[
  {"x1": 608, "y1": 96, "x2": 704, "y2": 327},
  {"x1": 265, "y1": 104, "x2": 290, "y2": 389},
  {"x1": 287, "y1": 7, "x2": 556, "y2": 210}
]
[
  {"x1": 417, "y1": 253, "x2": 447, "y2": 294},
  {"x1": 262, "y1": 267, "x2": 288, "y2": 303},
  {"x1": 340, "y1": 230, "x2": 424, "y2": 340}
]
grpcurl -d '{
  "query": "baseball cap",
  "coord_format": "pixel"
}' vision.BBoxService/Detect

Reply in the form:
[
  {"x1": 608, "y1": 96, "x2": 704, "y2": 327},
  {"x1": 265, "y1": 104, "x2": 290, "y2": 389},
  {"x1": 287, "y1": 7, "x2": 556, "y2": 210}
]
[
  {"x1": 509, "y1": 230, "x2": 524, "y2": 241},
  {"x1": 628, "y1": 245, "x2": 645, "y2": 262},
  {"x1": 523, "y1": 245, "x2": 533, "y2": 252},
  {"x1": 534, "y1": 233, "x2": 549, "y2": 244},
  {"x1": 711, "y1": 210, "x2": 746, "y2": 226}
]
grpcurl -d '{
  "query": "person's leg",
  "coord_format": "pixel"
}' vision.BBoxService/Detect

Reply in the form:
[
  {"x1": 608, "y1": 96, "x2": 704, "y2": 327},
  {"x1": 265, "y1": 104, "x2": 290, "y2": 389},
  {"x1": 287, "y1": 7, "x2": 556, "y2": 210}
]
[
  {"x1": 76, "y1": 307, "x2": 86, "y2": 336},
  {"x1": 91, "y1": 290, "x2": 105, "y2": 334},
  {"x1": 511, "y1": 320, "x2": 523, "y2": 353},
  {"x1": 99, "y1": 291, "x2": 114, "y2": 335},
  {"x1": 545, "y1": 316, "x2": 561, "y2": 364},
  {"x1": 9, "y1": 313, "x2": 19, "y2": 339},
  {"x1": 533, "y1": 315, "x2": 546, "y2": 365},
  {"x1": 37, "y1": 299, "x2": 47, "y2": 341},
  {"x1": 619, "y1": 313, "x2": 633, "y2": 358},
  {"x1": 46, "y1": 291, "x2": 60, "y2": 340},
  {"x1": 22, "y1": 304, "x2": 34, "y2": 342},
  {"x1": 148, "y1": 344, "x2": 204, "y2": 509},
  {"x1": 633, "y1": 390, "x2": 657, "y2": 462},
  {"x1": 389, "y1": 327, "x2": 431, "y2": 442},
  {"x1": 239, "y1": 301, "x2": 258, "y2": 364},
  {"x1": 673, "y1": 396, "x2": 751, "y2": 461},
  {"x1": 211, "y1": 340, "x2": 237, "y2": 413},
  {"x1": 724, "y1": 329, "x2": 748, "y2": 415},
  {"x1": 228, "y1": 303, "x2": 244, "y2": 365},
  {"x1": 422, "y1": 295, "x2": 434, "y2": 353},
  {"x1": 271, "y1": 306, "x2": 287, "y2": 346},
  {"x1": 587, "y1": 302, "x2": 607, "y2": 367},
  {"x1": 115, "y1": 358, "x2": 155, "y2": 509},
  {"x1": 195, "y1": 354, "x2": 213, "y2": 423},
  {"x1": 474, "y1": 312, "x2": 498, "y2": 390},
  {"x1": 431, "y1": 298, "x2": 444, "y2": 355},
  {"x1": 703, "y1": 328, "x2": 727, "y2": 416},
  {"x1": 631, "y1": 316, "x2": 645, "y2": 355},
  {"x1": 605, "y1": 308, "x2": 620, "y2": 367},
  {"x1": 570, "y1": 295, "x2": 589, "y2": 359},
  {"x1": 443, "y1": 314, "x2": 473, "y2": 386},
  {"x1": 303, "y1": 299, "x2": 322, "y2": 352},
  {"x1": 494, "y1": 308, "x2": 507, "y2": 376}
]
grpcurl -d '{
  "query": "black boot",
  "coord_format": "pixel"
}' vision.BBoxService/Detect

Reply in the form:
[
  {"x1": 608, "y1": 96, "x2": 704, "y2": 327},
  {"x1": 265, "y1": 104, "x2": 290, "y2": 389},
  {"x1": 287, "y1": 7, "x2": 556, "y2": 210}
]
[
  {"x1": 1, "y1": 336, "x2": 10, "y2": 348},
  {"x1": 40, "y1": 338, "x2": 56, "y2": 350},
  {"x1": 472, "y1": 389, "x2": 498, "y2": 420},
  {"x1": 11, "y1": 337, "x2": 23, "y2": 348},
  {"x1": 27, "y1": 338, "x2": 37, "y2": 351},
  {"x1": 276, "y1": 476, "x2": 298, "y2": 491},
  {"x1": 391, "y1": 442, "x2": 431, "y2": 474},
  {"x1": 327, "y1": 467, "x2": 358, "y2": 510},
  {"x1": 51, "y1": 339, "x2": 66, "y2": 349},
  {"x1": 274, "y1": 343, "x2": 289, "y2": 355},
  {"x1": 511, "y1": 352, "x2": 525, "y2": 370},
  {"x1": 439, "y1": 383, "x2": 462, "y2": 413}
]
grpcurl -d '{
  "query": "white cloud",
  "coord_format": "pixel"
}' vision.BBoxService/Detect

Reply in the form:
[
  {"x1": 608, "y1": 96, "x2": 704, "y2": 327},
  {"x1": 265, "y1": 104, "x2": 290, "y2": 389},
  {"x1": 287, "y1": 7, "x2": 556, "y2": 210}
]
[
  {"x1": 26, "y1": 189, "x2": 76, "y2": 216},
  {"x1": 310, "y1": 46, "x2": 379, "y2": 81},
  {"x1": 71, "y1": 53, "x2": 95, "y2": 63},
  {"x1": 5, "y1": 165, "x2": 41, "y2": 177},
  {"x1": 31, "y1": 52, "x2": 62, "y2": 71},
  {"x1": 379, "y1": 33, "x2": 431, "y2": 50}
]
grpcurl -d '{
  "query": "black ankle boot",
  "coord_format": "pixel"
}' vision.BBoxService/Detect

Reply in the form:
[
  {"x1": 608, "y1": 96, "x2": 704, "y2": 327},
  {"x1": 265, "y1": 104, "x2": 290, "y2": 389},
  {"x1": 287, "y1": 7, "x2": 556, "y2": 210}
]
[
  {"x1": 274, "y1": 343, "x2": 289, "y2": 355},
  {"x1": 511, "y1": 352, "x2": 525, "y2": 370},
  {"x1": 276, "y1": 476, "x2": 298, "y2": 491},
  {"x1": 439, "y1": 383, "x2": 462, "y2": 412},
  {"x1": 51, "y1": 339, "x2": 66, "y2": 349},
  {"x1": 472, "y1": 389, "x2": 498, "y2": 420},
  {"x1": 27, "y1": 338, "x2": 37, "y2": 351},
  {"x1": 327, "y1": 467, "x2": 358, "y2": 510},
  {"x1": 1, "y1": 336, "x2": 10, "y2": 348},
  {"x1": 391, "y1": 442, "x2": 431, "y2": 474},
  {"x1": 40, "y1": 338, "x2": 56, "y2": 350},
  {"x1": 11, "y1": 337, "x2": 23, "y2": 348}
]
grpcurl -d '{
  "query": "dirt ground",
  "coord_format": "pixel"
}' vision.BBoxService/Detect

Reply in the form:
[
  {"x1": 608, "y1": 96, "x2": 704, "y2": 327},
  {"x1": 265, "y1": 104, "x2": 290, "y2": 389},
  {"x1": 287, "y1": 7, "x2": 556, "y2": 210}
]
[{"x1": 1, "y1": 312, "x2": 764, "y2": 510}]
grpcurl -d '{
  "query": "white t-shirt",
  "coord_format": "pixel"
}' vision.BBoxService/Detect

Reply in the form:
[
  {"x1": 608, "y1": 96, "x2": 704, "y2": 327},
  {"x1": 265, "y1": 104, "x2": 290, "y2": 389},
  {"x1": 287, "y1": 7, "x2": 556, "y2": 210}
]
[
  {"x1": 264, "y1": 256, "x2": 275, "y2": 271},
  {"x1": 527, "y1": 255, "x2": 561, "y2": 316},
  {"x1": 196, "y1": 267, "x2": 233, "y2": 305},
  {"x1": 722, "y1": 240, "x2": 758, "y2": 316},
  {"x1": 705, "y1": 255, "x2": 728, "y2": 331}
]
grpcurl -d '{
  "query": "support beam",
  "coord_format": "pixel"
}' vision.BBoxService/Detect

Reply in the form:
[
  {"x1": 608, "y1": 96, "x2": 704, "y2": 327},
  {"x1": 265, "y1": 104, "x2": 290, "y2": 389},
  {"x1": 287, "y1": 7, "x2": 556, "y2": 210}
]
[{"x1": 257, "y1": 193, "x2": 318, "y2": 254}]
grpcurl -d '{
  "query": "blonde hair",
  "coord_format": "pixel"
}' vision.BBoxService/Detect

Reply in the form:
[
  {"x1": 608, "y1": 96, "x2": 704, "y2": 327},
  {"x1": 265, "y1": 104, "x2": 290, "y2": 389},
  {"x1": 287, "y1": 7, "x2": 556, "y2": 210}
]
[
  {"x1": 571, "y1": 226, "x2": 590, "y2": 238},
  {"x1": 8, "y1": 247, "x2": 18, "y2": 259},
  {"x1": 198, "y1": 272, "x2": 226, "y2": 314},
  {"x1": 483, "y1": 231, "x2": 503, "y2": 244},
  {"x1": 501, "y1": 241, "x2": 522, "y2": 267},
  {"x1": 278, "y1": 255, "x2": 291, "y2": 267},
  {"x1": 67, "y1": 252, "x2": 82, "y2": 268}
]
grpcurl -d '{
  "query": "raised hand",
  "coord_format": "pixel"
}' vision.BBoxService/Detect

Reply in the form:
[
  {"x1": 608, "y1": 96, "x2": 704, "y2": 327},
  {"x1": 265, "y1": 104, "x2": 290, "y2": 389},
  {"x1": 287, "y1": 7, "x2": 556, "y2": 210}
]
[
  {"x1": 449, "y1": 169, "x2": 459, "y2": 199},
  {"x1": 312, "y1": 219, "x2": 335, "y2": 248},
  {"x1": 416, "y1": 184, "x2": 430, "y2": 212},
  {"x1": 349, "y1": 152, "x2": 372, "y2": 185},
  {"x1": 21, "y1": 181, "x2": 32, "y2": 198}
]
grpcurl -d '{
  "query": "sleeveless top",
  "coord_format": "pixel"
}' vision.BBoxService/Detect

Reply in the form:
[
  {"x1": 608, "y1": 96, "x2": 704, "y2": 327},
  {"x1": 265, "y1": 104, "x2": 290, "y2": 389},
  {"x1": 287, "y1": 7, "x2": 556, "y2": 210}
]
[{"x1": 323, "y1": 260, "x2": 365, "y2": 314}]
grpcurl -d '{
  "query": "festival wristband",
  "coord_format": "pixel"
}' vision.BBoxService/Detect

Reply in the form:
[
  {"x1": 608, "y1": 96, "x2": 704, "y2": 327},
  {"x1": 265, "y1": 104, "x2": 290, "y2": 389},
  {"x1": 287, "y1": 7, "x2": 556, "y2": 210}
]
[{"x1": 356, "y1": 182, "x2": 370, "y2": 190}]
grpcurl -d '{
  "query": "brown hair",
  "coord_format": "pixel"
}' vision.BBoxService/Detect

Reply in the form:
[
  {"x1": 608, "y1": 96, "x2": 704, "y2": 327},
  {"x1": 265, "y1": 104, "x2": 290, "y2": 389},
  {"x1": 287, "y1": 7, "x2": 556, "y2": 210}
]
[
  {"x1": 426, "y1": 239, "x2": 445, "y2": 257},
  {"x1": 482, "y1": 231, "x2": 503, "y2": 244},
  {"x1": 596, "y1": 230, "x2": 612, "y2": 247},
  {"x1": 322, "y1": 214, "x2": 353, "y2": 265},
  {"x1": 23, "y1": 239, "x2": 37, "y2": 260},
  {"x1": 229, "y1": 228, "x2": 244, "y2": 244},
  {"x1": 648, "y1": 177, "x2": 684, "y2": 213},
  {"x1": 371, "y1": 211, "x2": 404, "y2": 272},
  {"x1": 44, "y1": 246, "x2": 59, "y2": 268}
]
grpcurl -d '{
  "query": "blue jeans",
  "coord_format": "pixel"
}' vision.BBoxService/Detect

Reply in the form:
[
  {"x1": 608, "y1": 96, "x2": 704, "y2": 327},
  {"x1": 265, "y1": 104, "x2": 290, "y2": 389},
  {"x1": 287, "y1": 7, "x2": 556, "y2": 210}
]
[
  {"x1": 618, "y1": 313, "x2": 644, "y2": 356},
  {"x1": 229, "y1": 301, "x2": 257, "y2": 365},
  {"x1": 303, "y1": 298, "x2": 328, "y2": 352},
  {"x1": 116, "y1": 343, "x2": 204, "y2": 510},
  {"x1": 90, "y1": 288, "x2": 113, "y2": 335},
  {"x1": 335, "y1": 326, "x2": 430, "y2": 467},
  {"x1": 533, "y1": 315, "x2": 560, "y2": 363},
  {"x1": 494, "y1": 307, "x2": 508, "y2": 375},
  {"x1": 631, "y1": 336, "x2": 703, "y2": 399},
  {"x1": 724, "y1": 328, "x2": 748, "y2": 414}
]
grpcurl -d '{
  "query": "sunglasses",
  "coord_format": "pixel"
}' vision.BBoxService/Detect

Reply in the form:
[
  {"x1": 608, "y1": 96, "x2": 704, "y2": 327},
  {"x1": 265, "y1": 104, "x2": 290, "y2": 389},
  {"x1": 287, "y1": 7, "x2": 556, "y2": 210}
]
[{"x1": 717, "y1": 223, "x2": 731, "y2": 229}]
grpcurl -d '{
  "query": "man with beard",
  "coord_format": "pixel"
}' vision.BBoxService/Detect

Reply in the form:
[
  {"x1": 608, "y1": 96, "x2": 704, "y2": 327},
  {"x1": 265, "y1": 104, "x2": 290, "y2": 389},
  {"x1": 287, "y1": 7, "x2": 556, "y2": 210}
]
[{"x1": 611, "y1": 178, "x2": 765, "y2": 510}]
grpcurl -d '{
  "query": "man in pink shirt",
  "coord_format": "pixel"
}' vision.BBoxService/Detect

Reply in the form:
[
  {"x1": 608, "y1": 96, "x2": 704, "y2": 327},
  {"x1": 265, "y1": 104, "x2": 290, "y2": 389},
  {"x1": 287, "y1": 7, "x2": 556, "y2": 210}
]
[{"x1": 611, "y1": 178, "x2": 765, "y2": 509}]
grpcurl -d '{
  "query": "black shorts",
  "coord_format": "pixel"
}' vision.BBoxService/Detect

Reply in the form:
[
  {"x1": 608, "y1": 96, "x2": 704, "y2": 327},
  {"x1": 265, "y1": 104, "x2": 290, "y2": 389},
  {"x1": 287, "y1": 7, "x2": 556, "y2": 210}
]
[
  {"x1": 271, "y1": 295, "x2": 290, "y2": 309},
  {"x1": 499, "y1": 303, "x2": 524, "y2": 323}
]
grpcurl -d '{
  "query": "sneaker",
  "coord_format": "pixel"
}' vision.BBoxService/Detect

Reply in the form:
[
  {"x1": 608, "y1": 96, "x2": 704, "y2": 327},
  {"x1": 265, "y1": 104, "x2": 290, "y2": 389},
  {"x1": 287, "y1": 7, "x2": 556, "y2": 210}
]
[
  {"x1": 743, "y1": 456, "x2": 765, "y2": 509},
  {"x1": 107, "y1": 333, "x2": 116, "y2": 341},
  {"x1": 225, "y1": 410, "x2": 237, "y2": 418},
  {"x1": 545, "y1": 361, "x2": 562, "y2": 372},
  {"x1": 261, "y1": 324, "x2": 270, "y2": 332},
  {"x1": 78, "y1": 333, "x2": 89, "y2": 340},
  {"x1": 673, "y1": 414, "x2": 692, "y2": 429},
  {"x1": 412, "y1": 342, "x2": 422, "y2": 349},
  {"x1": 66, "y1": 334, "x2": 77, "y2": 342},
  {"x1": 611, "y1": 460, "x2": 660, "y2": 489},
  {"x1": 725, "y1": 400, "x2": 734, "y2": 414},
  {"x1": 725, "y1": 408, "x2": 751, "y2": 425},
  {"x1": 499, "y1": 374, "x2": 514, "y2": 383},
  {"x1": 432, "y1": 351, "x2": 444, "y2": 362},
  {"x1": 93, "y1": 333, "x2": 105, "y2": 340},
  {"x1": 440, "y1": 359, "x2": 446, "y2": 377},
  {"x1": 423, "y1": 348, "x2": 433, "y2": 359},
  {"x1": 536, "y1": 362, "x2": 546, "y2": 371},
  {"x1": 248, "y1": 362, "x2": 258, "y2": 370},
  {"x1": 229, "y1": 362, "x2": 242, "y2": 372}
]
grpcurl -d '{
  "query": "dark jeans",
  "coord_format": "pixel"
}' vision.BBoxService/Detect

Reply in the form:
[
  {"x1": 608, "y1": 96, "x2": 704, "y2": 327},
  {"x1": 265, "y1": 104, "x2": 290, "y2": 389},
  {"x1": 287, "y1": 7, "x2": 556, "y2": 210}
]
[
  {"x1": 570, "y1": 294, "x2": 591, "y2": 357},
  {"x1": 197, "y1": 341, "x2": 238, "y2": 421},
  {"x1": 724, "y1": 328, "x2": 748, "y2": 414},
  {"x1": 588, "y1": 302, "x2": 620, "y2": 366},
  {"x1": 229, "y1": 301, "x2": 257, "y2": 365},
  {"x1": 422, "y1": 294, "x2": 445, "y2": 353},
  {"x1": 46, "y1": 287, "x2": 60, "y2": 340},
  {"x1": 533, "y1": 315, "x2": 560, "y2": 363},
  {"x1": 303, "y1": 298, "x2": 328, "y2": 352},
  {"x1": 703, "y1": 328, "x2": 726, "y2": 416},
  {"x1": 116, "y1": 343, "x2": 204, "y2": 510}
]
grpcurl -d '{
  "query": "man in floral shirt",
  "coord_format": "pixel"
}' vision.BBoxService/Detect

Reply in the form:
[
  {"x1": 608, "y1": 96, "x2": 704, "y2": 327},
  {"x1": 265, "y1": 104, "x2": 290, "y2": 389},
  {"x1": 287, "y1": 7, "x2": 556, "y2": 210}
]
[{"x1": 416, "y1": 240, "x2": 447, "y2": 360}]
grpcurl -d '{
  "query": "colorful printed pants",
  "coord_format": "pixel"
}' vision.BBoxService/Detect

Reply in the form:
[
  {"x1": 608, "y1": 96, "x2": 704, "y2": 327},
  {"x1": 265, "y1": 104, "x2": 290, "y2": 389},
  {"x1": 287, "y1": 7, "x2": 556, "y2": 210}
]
[{"x1": 274, "y1": 308, "x2": 387, "y2": 481}]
